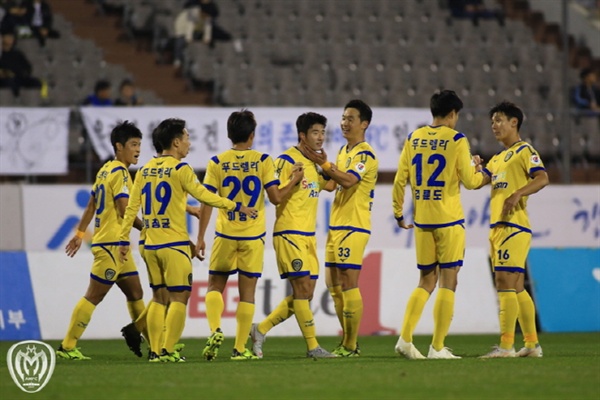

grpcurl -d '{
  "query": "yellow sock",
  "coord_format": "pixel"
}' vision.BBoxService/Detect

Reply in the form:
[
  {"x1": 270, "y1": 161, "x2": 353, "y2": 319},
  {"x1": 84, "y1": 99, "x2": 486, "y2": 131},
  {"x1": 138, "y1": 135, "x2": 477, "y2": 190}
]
[
  {"x1": 498, "y1": 290, "x2": 518, "y2": 350},
  {"x1": 133, "y1": 302, "x2": 150, "y2": 343},
  {"x1": 146, "y1": 302, "x2": 166, "y2": 354},
  {"x1": 205, "y1": 290, "x2": 224, "y2": 333},
  {"x1": 400, "y1": 287, "x2": 430, "y2": 343},
  {"x1": 432, "y1": 288, "x2": 455, "y2": 351},
  {"x1": 62, "y1": 297, "x2": 96, "y2": 350},
  {"x1": 341, "y1": 288, "x2": 363, "y2": 351},
  {"x1": 293, "y1": 299, "x2": 318, "y2": 350},
  {"x1": 163, "y1": 301, "x2": 187, "y2": 353},
  {"x1": 328, "y1": 285, "x2": 344, "y2": 328},
  {"x1": 234, "y1": 302, "x2": 255, "y2": 352},
  {"x1": 517, "y1": 290, "x2": 539, "y2": 348},
  {"x1": 258, "y1": 295, "x2": 294, "y2": 335}
]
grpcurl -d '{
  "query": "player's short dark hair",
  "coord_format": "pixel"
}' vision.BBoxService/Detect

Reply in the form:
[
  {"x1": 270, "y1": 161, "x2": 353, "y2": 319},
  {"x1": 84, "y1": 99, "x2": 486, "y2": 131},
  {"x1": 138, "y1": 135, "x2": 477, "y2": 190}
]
[
  {"x1": 227, "y1": 109, "x2": 256, "y2": 144},
  {"x1": 151, "y1": 125, "x2": 162, "y2": 154},
  {"x1": 489, "y1": 101, "x2": 524, "y2": 131},
  {"x1": 296, "y1": 112, "x2": 327, "y2": 142},
  {"x1": 110, "y1": 121, "x2": 142, "y2": 153},
  {"x1": 344, "y1": 99, "x2": 373, "y2": 124},
  {"x1": 430, "y1": 90, "x2": 463, "y2": 118},
  {"x1": 94, "y1": 79, "x2": 111, "y2": 94},
  {"x1": 154, "y1": 118, "x2": 186, "y2": 151}
]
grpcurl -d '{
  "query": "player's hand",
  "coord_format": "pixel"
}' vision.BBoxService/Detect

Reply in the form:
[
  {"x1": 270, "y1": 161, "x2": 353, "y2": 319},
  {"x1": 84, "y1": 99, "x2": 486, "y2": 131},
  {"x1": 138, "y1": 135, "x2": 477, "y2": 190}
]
[
  {"x1": 186, "y1": 205, "x2": 202, "y2": 219},
  {"x1": 65, "y1": 236, "x2": 82, "y2": 258},
  {"x1": 397, "y1": 219, "x2": 414, "y2": 230},
  {"x1": 502, "y1": 192, "x2": 521, "y2": 216},
  {"x1": 119, "y1": 245, "x2": 130, "y2": 262},
  {"x1": 195, "y1": 238, "x2": 206, "y2": 261},
  {"x1": 240, "y1": 205, "x2": 258, "y2": 218},
  {"x1": 290, "y1": 162, "x2": 304, "y2": 182},
  {"x1": 301, "y1": 141, "x2": 328, "y2": 165}
]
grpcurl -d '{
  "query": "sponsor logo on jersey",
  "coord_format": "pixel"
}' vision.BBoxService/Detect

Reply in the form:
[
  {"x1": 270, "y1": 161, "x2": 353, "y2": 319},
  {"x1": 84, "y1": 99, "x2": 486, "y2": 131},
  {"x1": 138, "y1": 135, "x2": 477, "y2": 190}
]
[
  {"x1": 531, "y1": 154, "x2": 541, "y2": 165},
  {"x1": 355, "y1": 162, "x2": 366, "y2": 173}
]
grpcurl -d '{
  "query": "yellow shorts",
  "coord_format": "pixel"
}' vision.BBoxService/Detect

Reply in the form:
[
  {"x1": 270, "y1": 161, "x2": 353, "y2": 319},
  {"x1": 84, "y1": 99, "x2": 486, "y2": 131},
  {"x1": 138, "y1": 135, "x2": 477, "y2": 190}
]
[
  {"x1": 209, "y1": 235, "x2": 265, "y2": 277},
  {"x1": 489, "y1": 224, "x2": 531, "y2": 273},
  {"x1": 143, "y1": 244, "x2": 193, "y2": 291},
  {"x1": 90, "y1": 244, "x2": 138, "y2": 284},
  {"x1": 273, "y1": 234, "x2": 319, "y2": 279},
  {"x1": 415, "y1": 223, "x2": 465, "y2": 269},
  {"x1": 325, "y1": 228, "x2": 370, "y2": 270}
]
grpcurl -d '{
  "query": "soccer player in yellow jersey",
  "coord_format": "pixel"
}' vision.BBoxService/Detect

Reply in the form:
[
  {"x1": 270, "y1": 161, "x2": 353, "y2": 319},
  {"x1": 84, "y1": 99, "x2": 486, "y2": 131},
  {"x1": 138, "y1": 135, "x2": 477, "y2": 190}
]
[
  {"x1": 57, "y1": 121, "x2": 146, "y2": 361},
  {"x1": 249, "y1": 112, "x2": 337, "y2": 359},
  {"x1": 120, "y1": 129, "x2": 202, "y2": 359},
  {"x1": 302, "y1": 99, "x2": 378, "y2": 357},
  {"x1": 477, "y1": 101, "x2": 548, "y2": 358},
  {"x1": 118, "y1": 118, "x2": 256, "y2": 362},
  {"x1": 392, "y1": 90, "x2": 485, "y2": 359},
  {"x1": 196, "y1": 109, "x2": 304, "y2": 361}
]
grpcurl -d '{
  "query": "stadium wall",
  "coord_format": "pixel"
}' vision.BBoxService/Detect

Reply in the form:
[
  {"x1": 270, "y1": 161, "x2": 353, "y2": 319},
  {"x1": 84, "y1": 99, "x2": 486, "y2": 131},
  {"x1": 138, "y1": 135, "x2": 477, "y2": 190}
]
[{"x1": 0, "y1": 184, "x2": 598, "y2": 340}]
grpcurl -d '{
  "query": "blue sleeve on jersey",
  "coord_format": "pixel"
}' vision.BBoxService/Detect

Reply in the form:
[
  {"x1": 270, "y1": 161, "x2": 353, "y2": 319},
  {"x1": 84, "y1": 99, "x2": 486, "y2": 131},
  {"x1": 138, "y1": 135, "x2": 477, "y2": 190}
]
[
  {"x1": 114, "y1": 193, "x2": 129, "y2": 200},
  {"x1": 356, "y1": 150, "x2": 376, "y2": 160},
  {"x1": 260, "y1": 153, "x2": 270, "y2": 162},
  {"x1": 90, "y1": 189, "x2": 95, "y2": 196},
  {"x1": 407, "y1": 132, "x2": 413, "y2": 140},
  {"x1": 265, "y1": 179, "x2": 280, "y2": 189},
  {"x1": 211, "y1": 155, "x2": 220, "y2": 164},
  {"x1": 453, "y1": 132, "x2": 466, "y2": 141},
  {"x1": 529, "y1": 167, "x2": 546, "y2": 176},
  {"x1": 516, "y1": 144, "x2": 529, "y2": 154},
  {"x1": 111, "y1": 166, "x2": 126, "y2": 173},
  {"x1": 175, "y1": 162, "x2": 188, "y2": 170},
  {"x1": 395, "y1": 215, "x2": 404, "y2": 222},
  {"x1": 347, "y1": 170, "x2": 361, "y2": 181},
  {"x1": 204, "y1": 184, "x2": 217, "y2": 193},
  {"x1": 482, "y1": 168, "x2": 492, "y2": 177},
  {"x1": 277, "y1": 154, "x2": 295, "y2": 165}
]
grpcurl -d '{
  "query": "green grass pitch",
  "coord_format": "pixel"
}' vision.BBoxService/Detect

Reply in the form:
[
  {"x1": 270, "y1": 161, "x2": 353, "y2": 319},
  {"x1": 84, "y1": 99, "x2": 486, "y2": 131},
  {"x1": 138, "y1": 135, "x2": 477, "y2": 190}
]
[{"x1": 1, "y1": 333, "x2": 599, "y2": 400}]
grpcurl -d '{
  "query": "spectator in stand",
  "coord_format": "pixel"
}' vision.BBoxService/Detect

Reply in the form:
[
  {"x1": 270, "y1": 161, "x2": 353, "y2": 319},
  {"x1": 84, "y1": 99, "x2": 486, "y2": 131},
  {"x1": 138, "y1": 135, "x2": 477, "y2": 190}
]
[
  {"x1": 172, "y1": 0, "x2": 239, "y2": 72},
  {"x1": 572, "y1": 68, "x2": 600, "y2": 115},
  {"x1": 114, "y1": 78, "x2": 142, "y2": 106},
  {"x1": 0, "y1": 29, "x2": 41, "y2": 96},
  {"x1": 25, "y1": 0, "x2": 60, "y2": 47},
  {"x1": 447, "y1": 0, "x2": 504, "y2": 26},
  {"x1": 83, "y1": 79, "x2": 113, "y2": 106}
]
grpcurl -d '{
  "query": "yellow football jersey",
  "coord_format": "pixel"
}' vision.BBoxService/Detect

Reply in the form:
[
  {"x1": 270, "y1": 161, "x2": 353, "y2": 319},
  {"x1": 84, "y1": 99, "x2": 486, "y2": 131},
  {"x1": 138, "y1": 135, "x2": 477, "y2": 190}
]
[
  {"x1": 329, "y1": 142, "x2": 378, "y2": 232},
  {"x1": 273, "y1": 147, "x2": 328, "y2": 235},
  {"x1": 393, "y1": 125, "x2": 484, "y2": 228},
  {"x1": 120, "y1": 155, "x2": 237, "y2": 247},
  {"x1": 91, "y1": 159, "x2": 132, "y2": 245},
  {"x1": 203, "y1": 149, "x2": 279, "y2": 239},
  {"x1": 483, "y1": 141, "x2": 546, "y2": 231}
]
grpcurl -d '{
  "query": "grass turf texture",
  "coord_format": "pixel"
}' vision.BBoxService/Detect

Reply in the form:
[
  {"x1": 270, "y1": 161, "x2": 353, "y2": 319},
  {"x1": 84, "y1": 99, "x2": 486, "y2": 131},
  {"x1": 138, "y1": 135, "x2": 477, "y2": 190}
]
[{"x1": 1, "y1": 333, "x2": 599, "y2": 400}]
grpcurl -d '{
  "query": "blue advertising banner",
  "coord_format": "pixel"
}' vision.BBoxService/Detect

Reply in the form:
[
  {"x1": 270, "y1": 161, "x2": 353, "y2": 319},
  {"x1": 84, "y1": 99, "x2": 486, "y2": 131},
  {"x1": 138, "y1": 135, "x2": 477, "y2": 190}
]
[
  {"x1": 0, "y1": 252, "x2": 41, "y2": 340},
  {"x1": 529, "y1": 248, "x2": 600, "y2": 332}
]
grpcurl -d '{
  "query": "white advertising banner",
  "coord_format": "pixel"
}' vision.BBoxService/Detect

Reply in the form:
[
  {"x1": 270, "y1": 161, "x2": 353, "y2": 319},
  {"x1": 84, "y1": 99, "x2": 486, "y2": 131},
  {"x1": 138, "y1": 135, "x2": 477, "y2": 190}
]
[
  {"x1": 0, "y1": 108, "x2": 70, "y2": 175},
  {"x1": 79, "y1": 106, "x2": 431, "y2": 171},
  {"x1": 28, "y1": 248, "x2": 499, "y2": 340},
  {"x1": 21, "y1": 184, "x2": 600, "y2": 252}
]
